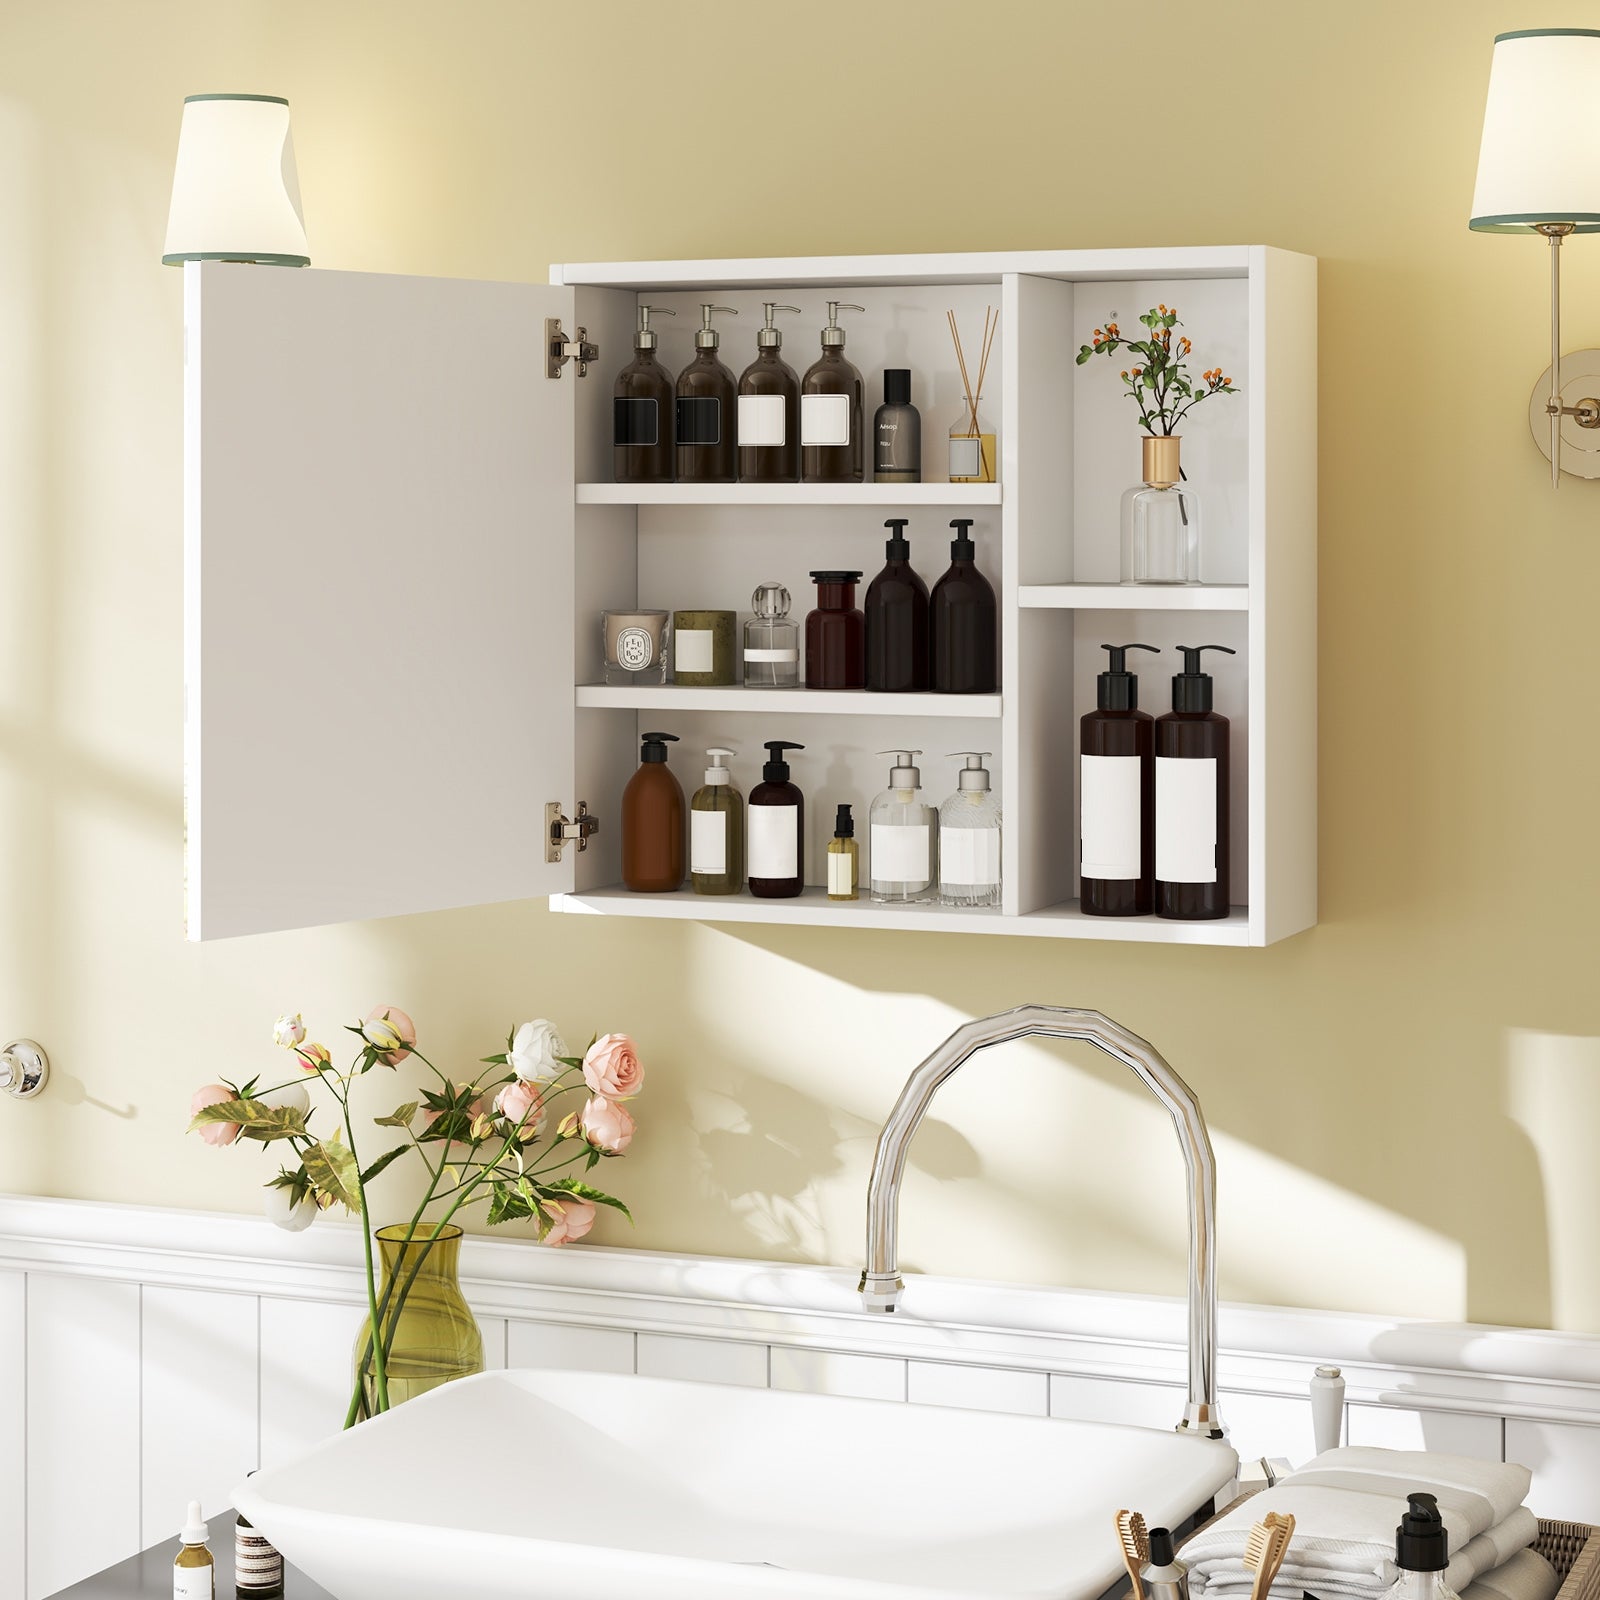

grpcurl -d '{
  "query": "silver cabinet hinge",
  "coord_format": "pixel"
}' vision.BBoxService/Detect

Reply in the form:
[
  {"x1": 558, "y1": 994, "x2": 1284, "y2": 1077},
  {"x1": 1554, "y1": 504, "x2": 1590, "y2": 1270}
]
[
  {"x1": 546, "y1": 800, "x2": 600, "y2": 862},
  {"x1": 545, "y1": 318, "x2": 599, "y2": 379}
]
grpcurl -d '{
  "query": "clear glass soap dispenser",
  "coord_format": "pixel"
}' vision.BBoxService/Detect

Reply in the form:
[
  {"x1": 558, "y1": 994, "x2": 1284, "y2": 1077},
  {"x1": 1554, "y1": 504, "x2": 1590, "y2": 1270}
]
[
  {"x1": 870, "y1": 749, "x2": 938, "y2": 904},
  {"x1": 938, "y1": 752, "x2": 1001, "y2": 908}
]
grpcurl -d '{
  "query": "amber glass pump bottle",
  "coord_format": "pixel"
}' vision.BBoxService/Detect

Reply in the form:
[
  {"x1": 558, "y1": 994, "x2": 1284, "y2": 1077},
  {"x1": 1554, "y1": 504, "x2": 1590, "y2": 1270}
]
[
  {"x1": 748, "y1": 740, "x2": 806, "y2": 899},
  {"x1": 1155, "y1": 644, "x2": 1236, "y2": 921},
  {"x1": 738, "y1": 302, "x2": 802, "y2": 483},
  {"x1": 613, "y1": 304, "x2": 677, "y2": 484},
  {"x1": 621, "y1": 730, "x2": 685, "y2": 892},
  {"x1": 865, "y1": 518, "x2": 929, "y2": 692},
  {"x1": 1080, "y1": 642, "x2": 1158, "y2": 916},
  {"x1": 929, "y1": 519, "x2": 998, "y2": 693},
  {"x1": 676, "y1": 304, "x2": 739, "y2": 483},
  {"x1": 801, "y1": 301, "x2": 866, "y2": 483}
]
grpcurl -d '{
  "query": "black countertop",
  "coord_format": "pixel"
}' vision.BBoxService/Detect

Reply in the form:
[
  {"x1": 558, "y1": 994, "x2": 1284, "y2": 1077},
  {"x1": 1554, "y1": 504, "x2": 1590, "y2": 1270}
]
[{"x1": 48, "y1": 1513, "x2": 333, "y2": 1599}]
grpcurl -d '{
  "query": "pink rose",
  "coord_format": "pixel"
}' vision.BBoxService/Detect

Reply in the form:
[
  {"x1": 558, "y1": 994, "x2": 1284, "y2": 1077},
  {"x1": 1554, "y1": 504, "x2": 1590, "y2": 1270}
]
[
  {"x1": 496, "y1": 1079, "x2": 545, "y2": 1141},
  {"x1": 580, "y1": 1095, "x2": 634, "y2": 1155},
  {"x1": 582, "y1": 1033, "x2": 642, "y2": 1100},
  {"x1": 363, "y1": 1006, "x2": 416, "y2": 1066},
  {"x1": 190, "y1": 1084, "x2": 241, "y2": 1147},
  {"x1": 299, "y1": 1042, "x2": 331, "y2": 1074},
  {"x1": 540, "y1": 1196, "x2": 596, "y2": 1247}
]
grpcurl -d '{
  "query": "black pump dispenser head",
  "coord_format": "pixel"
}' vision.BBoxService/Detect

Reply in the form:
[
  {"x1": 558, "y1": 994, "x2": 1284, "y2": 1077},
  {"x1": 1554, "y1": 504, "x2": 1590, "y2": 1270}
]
[
  {"x1": 949, "y1": 518, "x2": 976, "y2": 559},
  {"x1": 639, "y1": 730, "x2": 679, "y2": 764},
  {"x1": 834, "y1": 803, "x2": 855, "y2": 838},
  {"x1": 1171, "y1": 644, "x2": 1237, "y2": 713},
  {"x1": 1098, "y1": 642, "x2": 1158, "y2": 711},
  {"x1": 1396, "y1": 1492, "x2": 1449, "y2": 1572},
  {"x1": 884, "y1": 518, "x2": 911, "y2": 560},
  {"x1": 762, "y1": 739, "x2": 804, "y2": 782}
]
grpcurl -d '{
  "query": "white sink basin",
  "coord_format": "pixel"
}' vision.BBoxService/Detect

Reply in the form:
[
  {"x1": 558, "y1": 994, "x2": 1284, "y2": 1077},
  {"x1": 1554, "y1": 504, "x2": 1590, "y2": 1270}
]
[{"x1": 237, "y1": 1368, "x2": 1237, "y2": 1600}]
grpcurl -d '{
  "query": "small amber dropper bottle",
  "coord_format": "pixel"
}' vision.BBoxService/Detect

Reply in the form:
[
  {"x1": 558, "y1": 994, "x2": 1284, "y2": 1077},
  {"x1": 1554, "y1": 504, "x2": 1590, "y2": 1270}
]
[{"x1": 174, "y1": 1501, "x2": 216, "y2": 1599}]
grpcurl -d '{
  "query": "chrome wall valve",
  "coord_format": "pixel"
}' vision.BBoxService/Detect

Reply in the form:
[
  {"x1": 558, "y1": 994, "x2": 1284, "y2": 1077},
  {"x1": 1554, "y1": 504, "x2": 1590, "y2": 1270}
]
[{"x1": 0, "y1": 1040, "x2": 48, "y2": 1100}]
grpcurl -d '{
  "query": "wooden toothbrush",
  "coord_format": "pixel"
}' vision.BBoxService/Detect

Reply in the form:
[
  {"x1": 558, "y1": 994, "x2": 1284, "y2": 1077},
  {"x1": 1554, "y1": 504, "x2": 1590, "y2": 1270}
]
[
  {"x1": 1242, "y1": 1512, "x2": 1295, "y2": 1600},
  {"x1": 1114, "y1": 1510, "x2": 1149, "y2": 1600}
]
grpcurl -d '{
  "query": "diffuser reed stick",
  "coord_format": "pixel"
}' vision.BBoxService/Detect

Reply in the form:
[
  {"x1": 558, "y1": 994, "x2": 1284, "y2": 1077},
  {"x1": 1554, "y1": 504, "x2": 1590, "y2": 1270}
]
[{"x1": 948, "y1": 306, "x2": 998, "y2": 435}]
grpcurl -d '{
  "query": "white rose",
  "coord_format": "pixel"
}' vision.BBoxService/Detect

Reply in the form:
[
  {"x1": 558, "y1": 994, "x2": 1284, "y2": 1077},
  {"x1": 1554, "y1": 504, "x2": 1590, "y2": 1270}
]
[
  {"x1": 255, "y1": 1082, "x2": 310, "y2": 1118},
  {"x1": 264, "y1": 1186, "x2": 317, "y2": 1233},
  {"x1": 273, "y1": 1013, "x2": 306, "y2": 1049},
  {"x1": 508, "y1": 1019, "x2": 567, "y2": 1083}
]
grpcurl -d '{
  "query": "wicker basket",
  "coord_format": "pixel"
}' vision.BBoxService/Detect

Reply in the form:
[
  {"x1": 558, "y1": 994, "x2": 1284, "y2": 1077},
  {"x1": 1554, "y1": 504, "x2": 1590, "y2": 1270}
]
[{"x1": 1177, "y1": 1498, "x2": 1600, "y2": 1600}]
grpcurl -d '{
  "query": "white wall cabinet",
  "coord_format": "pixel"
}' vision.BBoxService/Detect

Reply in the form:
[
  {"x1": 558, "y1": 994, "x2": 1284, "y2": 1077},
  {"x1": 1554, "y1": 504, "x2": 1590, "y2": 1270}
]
[{"x1": 184, "y1": 246, "x2": 1316, "y2": 945}]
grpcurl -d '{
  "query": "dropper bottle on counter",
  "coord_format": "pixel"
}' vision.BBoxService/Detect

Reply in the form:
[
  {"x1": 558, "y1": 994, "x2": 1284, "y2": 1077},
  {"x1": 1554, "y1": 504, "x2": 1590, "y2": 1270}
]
[{"x1": 173, "y1": 1501, "x2": 215, "y2": 1600}]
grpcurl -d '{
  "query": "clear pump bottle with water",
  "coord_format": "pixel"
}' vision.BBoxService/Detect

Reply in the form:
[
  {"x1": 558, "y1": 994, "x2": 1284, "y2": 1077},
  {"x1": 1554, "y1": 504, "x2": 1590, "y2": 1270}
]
[{"x1": 1381, "y1": 1494, "x2": 1460, "y2": 1600}]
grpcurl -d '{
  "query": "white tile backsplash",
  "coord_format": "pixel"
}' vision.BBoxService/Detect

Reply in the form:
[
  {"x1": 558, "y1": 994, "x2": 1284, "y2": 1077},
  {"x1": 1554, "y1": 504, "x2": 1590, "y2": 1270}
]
[
  {"x1": 909, "y1": 1360, "x2": 1049, "y2": 1416},
  {"x1": 769, "y1": 1347, "x2": 906, "y2": 1402},
  {"x1": 1506, "y1": 1418, "x2": 1600, "y2": 1522},
  {"x1": 508, "y1": 1320, "x2": 634, "y2": 1374},
  {"x1": 1348, "y1": 1403, "x2": 1503, "y2": 1461},
  {"x1": 637, "y1": 1332, "x2": 767, "y2": 1388}
]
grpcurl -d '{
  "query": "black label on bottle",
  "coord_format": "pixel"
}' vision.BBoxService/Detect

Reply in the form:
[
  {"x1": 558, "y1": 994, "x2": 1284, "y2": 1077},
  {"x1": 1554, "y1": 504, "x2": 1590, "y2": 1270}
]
[
  {"x1": 675, "y1": 396, "x2": 722, "y2": 446},
  {"x1": 613, "y1": 397, "x2": 659, "y2": 447}
]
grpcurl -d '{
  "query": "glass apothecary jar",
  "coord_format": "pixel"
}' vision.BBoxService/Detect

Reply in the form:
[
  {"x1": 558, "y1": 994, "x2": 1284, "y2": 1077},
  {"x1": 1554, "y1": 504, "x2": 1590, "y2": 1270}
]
[
  {"x1": 743, "y1": 582, "x2": 799, "y2": 688},
  {"x1": 1121, "y1": 435, "x2": 1200, "y2": 585},
  {"x1": 805, "y1": 570, "x2": 865, "y2": 690}
]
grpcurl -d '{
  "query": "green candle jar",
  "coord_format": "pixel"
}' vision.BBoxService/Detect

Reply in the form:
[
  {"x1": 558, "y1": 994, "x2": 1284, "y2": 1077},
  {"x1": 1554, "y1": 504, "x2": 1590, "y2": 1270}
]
[{"x1": 673, "y1": 609, "x2": 737, "y2": 686}]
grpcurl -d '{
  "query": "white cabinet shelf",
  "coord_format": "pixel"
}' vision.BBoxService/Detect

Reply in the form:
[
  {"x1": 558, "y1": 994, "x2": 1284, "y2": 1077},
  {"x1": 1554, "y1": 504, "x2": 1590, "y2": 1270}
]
[
  {"x1": 576, "y1": 482, "x2": 1001, "y2": 507},
  {"x1": 1019, "y1": 584, "x2": 1249, "y2": 612},
  {"x1": 183, "y1": 244, "x2": 1316, "y2": 946},
  {"x1": 575, "y1": 685, "x2": 1002, "y2": 718}
]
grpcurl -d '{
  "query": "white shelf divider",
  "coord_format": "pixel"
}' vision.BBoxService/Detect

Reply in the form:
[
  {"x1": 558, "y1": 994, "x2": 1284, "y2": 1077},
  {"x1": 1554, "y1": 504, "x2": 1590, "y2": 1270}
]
[
  {"x1": 575, "y1": 685, "x2": 1002, "y2": 719},
  {"x1": 552, "y1": 885, "x2": 1250, "y2": 942},
  {"x1": 577, "y1": 482, "x2": 1001, "y2": 508},
  {"x1": 1019, "y1": 583, "x2": 1249, "y2": 611}
]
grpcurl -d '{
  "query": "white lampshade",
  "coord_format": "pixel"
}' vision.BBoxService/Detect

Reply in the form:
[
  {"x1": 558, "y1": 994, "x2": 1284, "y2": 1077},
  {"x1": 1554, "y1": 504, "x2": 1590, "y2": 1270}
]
[
  {"x1": 1471, "y1": 29, "x2": 1600, "y2": 233},
  {"x1": 162, "y1": 93, "x2": 309, "y2": 265}
]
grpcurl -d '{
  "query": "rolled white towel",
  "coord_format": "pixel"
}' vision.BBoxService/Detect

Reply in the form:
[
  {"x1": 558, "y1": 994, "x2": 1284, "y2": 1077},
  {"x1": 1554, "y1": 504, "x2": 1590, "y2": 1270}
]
[
  {"x1": 1196, "y1": 1508, "x2": 1540, "y2": 1600},
  {"x1": 1186, "y1": 1447, "x2": 1535, "y2": 1600},
  {"x1": 1461, "y1": 1549, "x2": 1561, "y2": 1600}
]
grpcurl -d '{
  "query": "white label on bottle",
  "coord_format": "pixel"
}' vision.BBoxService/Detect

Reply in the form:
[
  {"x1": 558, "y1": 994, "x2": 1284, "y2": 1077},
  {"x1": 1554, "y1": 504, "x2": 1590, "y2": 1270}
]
[
  {"x1": 748, "y1": 804, "x2": 798, "y2": 879},
  {"x1": 676, "y1": 628, "x2": 714, "y2": 674},
  {"x1": 1156, "y1": 756, "x2": 1218, "y2": 884},
  {"x1": 871, "y1": 822, "x2": 931, "y2": 883},
  {"x1": 801, "y1": 393, "x2": 851, "y2": 447},
  {"x1": 744, "y1": 647, "x2": 799, "y2": 663},
  {"x1": 173, "y1": 1566, "x2": 214, "y2": 1600},
  {"x1": 827, "y1": 851, "x2": 855, "y2": 895},
  {"x1": 1080, "y1": 754, "x2": 1143, "y2": 880},
  {"x1": 690, "y1": 809, "x2": 727, "y2": 876},
  {"x1": 739, "y1": 393, "x2": 786, "y2": 447},
  {"x1": 950, "y1": 436, "x2": 982, "y2": 478},
  {"x1": 941, "y1": 827, "x2": 1000, "y2": 887}
]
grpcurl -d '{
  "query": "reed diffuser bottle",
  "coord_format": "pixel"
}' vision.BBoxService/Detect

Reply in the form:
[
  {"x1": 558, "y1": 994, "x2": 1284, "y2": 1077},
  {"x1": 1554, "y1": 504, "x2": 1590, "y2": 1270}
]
[{"x1": 948, "y1": 307, "x2": 998, "y2": 483}]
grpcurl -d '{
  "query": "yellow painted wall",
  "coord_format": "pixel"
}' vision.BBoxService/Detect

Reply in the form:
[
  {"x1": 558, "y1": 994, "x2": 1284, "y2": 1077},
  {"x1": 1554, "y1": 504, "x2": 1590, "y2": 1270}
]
[{"x1": 0, "y1": 0, "x2": 1596, "y2": 1333}]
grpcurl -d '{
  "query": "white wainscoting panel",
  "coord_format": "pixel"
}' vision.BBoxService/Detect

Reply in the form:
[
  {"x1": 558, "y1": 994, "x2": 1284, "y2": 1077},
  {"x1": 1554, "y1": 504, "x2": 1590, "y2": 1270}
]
[
  {"x1": 1506, "y1": 1419, "x2": 1600, "y2": 1522},
  {"x1": 26, "y1": 1274, "x2": 142, "y2": 1599},
  {"x1": 507, "y1": 1320, "x2": 634, "y2": 1374},
  {"x1": 0, "y1": 1270, "x2": 25, "y2": 1600},
  {"x1": 6, "y1": 1192, "x2": 1600, "y2": 1592},
  {"x1": 1348, "y1": 1403, "x2": 1504, "y2": 1460},
  {"x1": 258, "y1": 1296, "x2": 358, "y2": 1471},
  {"x1": 637, "y1": 1333, "x2": 767, "y2": 1389},
  {"x1": 769, "y1": 1347, "x2": 907, "y2": 1402},
  {"x1": 140, "y1": 1285, "x2": 260, "y2": 1546},
  {"x1": 1052, "y1": 1373, "x2": 1186, "y2": 1431},
  {"x1": 909, "y1": 1360, "x2": 1050, "y2": 1416}
]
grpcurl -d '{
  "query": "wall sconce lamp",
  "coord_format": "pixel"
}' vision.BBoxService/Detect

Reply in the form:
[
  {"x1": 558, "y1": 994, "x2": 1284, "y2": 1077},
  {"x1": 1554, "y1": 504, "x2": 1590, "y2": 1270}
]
[
  {"x1": 0, "y1": 1040, "x2": 48, "y2": 1101},
  {"x1": 1471, "y1": 29, "x2": 1600, "y2": 486},
  {"x1": 162, "y1": 93, "x2": 309, "y2": 268}
]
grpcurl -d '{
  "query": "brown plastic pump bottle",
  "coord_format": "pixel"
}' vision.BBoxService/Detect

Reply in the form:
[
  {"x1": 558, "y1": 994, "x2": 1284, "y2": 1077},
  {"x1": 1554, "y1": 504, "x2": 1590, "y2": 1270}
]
[
  {"x1": 748, "y1": 740, "x2": 805, "y2": 898},
  {"x1": 613, "y1": 305, "x2": 676, "y2": 484},
  {"x1": 738, "y1": 302, "x2": 802, "y2": 482},
  {"x1": 865, "y1": 519, "x2": 930, "y2": 692},
  {"x1": 1155, "y1": 645, "x2": 1236, "y2": 921},
  {"x1": 676, "y1": 304, "x2": 739, "y2": 483},
  {"x1": 801, "y1": 301, "x2": 866, "y2": 483},
  {"x1": 1080, "y1": 643, "x2": 1158, "y2": 917},
  {"x1": 929, "y1": 519, "x2": 998, "y2": 693},
  {"x1": 621, "y1": 731, "x2": 685, "y2": 892}
]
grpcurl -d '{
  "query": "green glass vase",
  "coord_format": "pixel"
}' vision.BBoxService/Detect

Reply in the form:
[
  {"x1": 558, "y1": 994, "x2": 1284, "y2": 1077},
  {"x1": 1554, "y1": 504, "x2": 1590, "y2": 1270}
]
[{"x1": 354, "y1": 1223, "x2": 483, "y2": 1417}]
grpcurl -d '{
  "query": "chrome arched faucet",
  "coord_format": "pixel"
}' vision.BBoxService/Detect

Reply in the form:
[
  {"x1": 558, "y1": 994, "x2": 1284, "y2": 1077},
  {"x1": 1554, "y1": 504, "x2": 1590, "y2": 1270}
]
[{"x1": 857, "y1": 1005, "x2": 1224, "y2": 1439}]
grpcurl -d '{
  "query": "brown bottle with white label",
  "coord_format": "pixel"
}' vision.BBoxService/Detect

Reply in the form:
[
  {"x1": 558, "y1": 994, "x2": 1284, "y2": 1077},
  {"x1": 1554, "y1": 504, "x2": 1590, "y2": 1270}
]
[
  {"x1": 1154, "y1": 645, "x2": 1235, "y2": 920},
  {"x1": 1080, "y1": 643, "x2": 1157, "y2": 917},
  {"x1": 738, "y1": 303, "x2": 802, "y2": 483},
  {"x1": 801, "y1": 302, "x2": 865, "y2": 483}
]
